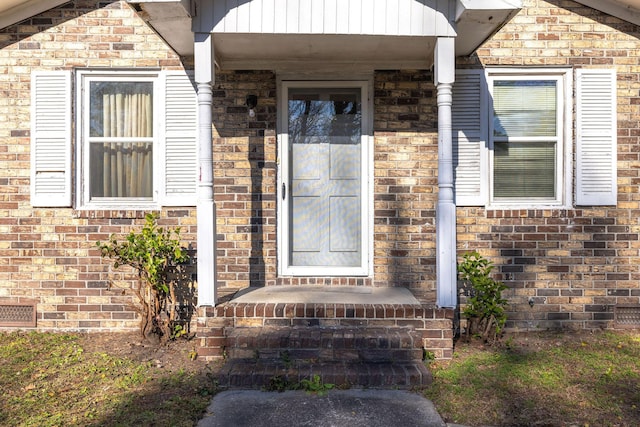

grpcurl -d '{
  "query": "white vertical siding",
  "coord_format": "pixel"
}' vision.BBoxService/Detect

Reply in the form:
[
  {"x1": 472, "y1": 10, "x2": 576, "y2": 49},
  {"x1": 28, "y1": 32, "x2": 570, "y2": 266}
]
[
  {"x1": 273, "y1": 0, "x2": 286, "y2": 32},
  {"x1": 298, "y1": 0, "x2": 312, "y2": 33},
  {"x1": 209, "y1": 0, "x2": 455, "y2": 36},
  {"x1": 348, "y1": 0, "x2": 361, "y2": 34},
  {"x1": 311, "y1": 0, "x2": 325, "y2": 33},
  {"x1": 262, "y1": 0, "x2": 275, "y2": 32}
]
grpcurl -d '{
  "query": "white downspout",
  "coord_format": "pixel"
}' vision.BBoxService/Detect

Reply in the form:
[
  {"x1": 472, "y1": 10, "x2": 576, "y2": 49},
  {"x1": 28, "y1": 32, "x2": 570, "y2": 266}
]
[
  {"x1": 435, "y1": 37, "x2": 457, "y2": 308},
  {"x1": 195, "y1": 31, "x2": 217, "y2": 306}
]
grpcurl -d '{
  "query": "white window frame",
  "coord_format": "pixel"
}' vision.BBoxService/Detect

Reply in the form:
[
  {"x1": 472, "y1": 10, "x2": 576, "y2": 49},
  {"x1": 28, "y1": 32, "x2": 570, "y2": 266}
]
[
  {"x1": 486, "y1": 68, "x2": 573, "y2": 209},
  {"x1": 76, "y1": 70, "x2": 162, "y2": 210},
  {"x1": 277, "y1": 78, "x2": 374, "y2": 277}
]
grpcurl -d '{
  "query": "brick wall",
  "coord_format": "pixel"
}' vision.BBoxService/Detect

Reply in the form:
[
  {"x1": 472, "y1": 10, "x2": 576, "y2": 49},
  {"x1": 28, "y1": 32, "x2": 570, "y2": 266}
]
[
  {"x1": 211, "y1": 70, "x2": 278, "y2": 296},
  {"x1": 373, "y1": 71, "x2": 439, "y2": 302},
  {"x1": 211, "y1": 70, "x2": 441, "y2": 303},
  {"x1": 0, "y1": 0, "x2": 196, "y2": 331},
  {"x1": 2, "y1": 0, "x2": 639, "y2": 334},
  {"x1": 0, "y1": 0, "x2": 443, "y2": 333},
  {"x1": 456, "y1": 0, "x2": 640, "y2": 330}
]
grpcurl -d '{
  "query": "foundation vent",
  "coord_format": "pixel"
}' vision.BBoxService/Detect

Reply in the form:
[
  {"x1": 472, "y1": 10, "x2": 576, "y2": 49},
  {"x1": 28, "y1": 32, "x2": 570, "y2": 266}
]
[
  {"x1": 0, "y1": 302, "x2": 36, "y2": 327},
  {"x1": 614, "y1": 305, "x2": 640, "y2": 328}
]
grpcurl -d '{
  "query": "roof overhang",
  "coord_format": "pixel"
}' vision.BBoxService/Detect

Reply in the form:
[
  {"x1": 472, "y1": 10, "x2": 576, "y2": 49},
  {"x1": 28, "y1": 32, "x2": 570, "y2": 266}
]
[
  {"x1": 1, "y1": 0, "x2": 525, "y2": 70},
  {"x1": 130, "y1": 0, "x2": 522, "y2": 71},
  {"x1": 3, "y1": 0, "x2": 639, "y2": 58},
  {"x1": 129, "y1": 0, "x2": 194, "y2": 55},
  {"x1": 0, "y1": 0, "x2": 69, "y2": 30},
  {"x1": 573, "y1": 0, "x2": 640, "y2": 26},
  {"x1": 454, "y1": 0, "x2": 523, "y2": 56}
]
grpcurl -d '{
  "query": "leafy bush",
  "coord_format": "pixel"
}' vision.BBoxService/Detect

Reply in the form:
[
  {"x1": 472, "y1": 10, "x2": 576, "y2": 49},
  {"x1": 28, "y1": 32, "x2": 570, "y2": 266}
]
[
  {"x1": 97, "y1": 213, "x2": 190, "y2": 344},
  {"x1": 457, "y1": 251, "x2": 508, "y2": 343}
]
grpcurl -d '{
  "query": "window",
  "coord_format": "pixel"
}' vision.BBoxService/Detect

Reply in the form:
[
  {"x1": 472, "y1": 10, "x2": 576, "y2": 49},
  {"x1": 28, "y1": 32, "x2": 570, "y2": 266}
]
[
  {"x1": 490, "y1": 76, "x2": 563, "y2": 203},
  {"x1": 453, "y1": 68, "x2": 617, "y2": 208},
  {"x1": 31, "y1": 70, "x2": 198, "y2": 209},
  {"x1": 85, "y1": 78, "x2": 155, "y2": 201}
]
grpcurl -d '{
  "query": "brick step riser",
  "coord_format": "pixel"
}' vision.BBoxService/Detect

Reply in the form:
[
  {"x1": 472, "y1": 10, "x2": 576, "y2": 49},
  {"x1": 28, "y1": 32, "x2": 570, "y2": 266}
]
[
  {"x1": 198, "y1": 304, "x2": 455, "y2": 360},
  {"x1": 225, "y1": 326, "x2": 424, "y2": 363},
  {"x1": 218, "y1": 360, "x2": 432, "y2": 389},
  {"x1": 228, "y1": 347, "x2": 424, "y2": 363}
]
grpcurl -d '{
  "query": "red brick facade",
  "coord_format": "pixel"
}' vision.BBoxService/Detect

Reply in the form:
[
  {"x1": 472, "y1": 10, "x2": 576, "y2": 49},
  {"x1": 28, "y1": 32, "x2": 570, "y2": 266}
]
[
  {"x1": 0, "y1": 0, "x2": 639, "y2": 346},
  {"x1": 0, "y1": 1, "x2": 196, "y2": 331},
  {"x1": 457, "y1": 0, "x2": 640, "y2": 330}
]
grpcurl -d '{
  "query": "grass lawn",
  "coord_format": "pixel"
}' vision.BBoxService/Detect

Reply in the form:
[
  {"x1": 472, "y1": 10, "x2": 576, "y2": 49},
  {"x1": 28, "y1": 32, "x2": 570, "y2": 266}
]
[
  {"x1": 425, "y1": 330, "x2": 640, "y2": 427},
  {"x1": 0, "y1": 331, "x2": 220, "y2": 427},
  {"x1": 1, "y1": 330, "x2": 639, "y2": 426}
]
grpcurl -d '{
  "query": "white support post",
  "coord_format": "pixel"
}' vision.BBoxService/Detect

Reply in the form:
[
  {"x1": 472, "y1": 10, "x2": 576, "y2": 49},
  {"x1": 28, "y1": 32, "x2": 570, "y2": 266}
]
[
  {"x1": 195, "y1": 32, "x2": 217, "y2": 306},
  {"x1": 435, "y1": 37, "x2": 457, "y2": 308}
]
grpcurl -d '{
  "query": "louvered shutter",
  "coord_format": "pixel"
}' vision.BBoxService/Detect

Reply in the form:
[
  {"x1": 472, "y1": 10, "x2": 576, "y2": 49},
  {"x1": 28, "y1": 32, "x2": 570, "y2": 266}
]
[
  {"x1": 576, "y1": 69, "x2": 617, "y2": 206},
  {"x1": 162, "y1": 71, "x2": 198, "y2": 206},
  {"x1": 452, "y1": 70, "x2": 487, "y2": 206},
  {"x1": 30, "y1": 71, "x2": 72, "y2": 207}
]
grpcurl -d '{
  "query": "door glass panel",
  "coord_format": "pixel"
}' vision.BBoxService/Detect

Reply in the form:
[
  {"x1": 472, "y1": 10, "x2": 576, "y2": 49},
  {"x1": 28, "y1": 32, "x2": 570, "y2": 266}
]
[{"x1": 288, "y1": 88, "x2": 362, "y2": 267}]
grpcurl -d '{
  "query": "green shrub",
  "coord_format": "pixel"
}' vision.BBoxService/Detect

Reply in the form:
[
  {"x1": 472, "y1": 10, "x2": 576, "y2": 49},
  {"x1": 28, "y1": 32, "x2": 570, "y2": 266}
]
[
  {"x1": 457, "y1": 251, "x2": 508, "y2": 343},
  {"x1": 97, "y1": 213, "x2": 190, "y2": 343}
]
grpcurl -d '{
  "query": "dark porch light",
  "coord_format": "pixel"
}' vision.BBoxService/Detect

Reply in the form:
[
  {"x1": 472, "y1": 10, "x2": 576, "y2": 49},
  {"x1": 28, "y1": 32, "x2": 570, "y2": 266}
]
[{"x1": 246, "y1": 94, "x2": 257, "y2": 117}]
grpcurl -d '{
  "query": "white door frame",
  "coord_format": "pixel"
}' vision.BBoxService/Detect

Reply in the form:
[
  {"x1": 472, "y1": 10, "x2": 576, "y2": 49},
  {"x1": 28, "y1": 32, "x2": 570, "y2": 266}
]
[{"x1": 277, "y1": 79, "x2": 373, "y2": 277}]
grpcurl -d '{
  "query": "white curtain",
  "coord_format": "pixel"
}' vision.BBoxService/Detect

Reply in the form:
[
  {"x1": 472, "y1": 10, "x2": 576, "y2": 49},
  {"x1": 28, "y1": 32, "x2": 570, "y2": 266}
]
[{"x1": 96, "y1": 88, "x2": 153, "y2": 197}]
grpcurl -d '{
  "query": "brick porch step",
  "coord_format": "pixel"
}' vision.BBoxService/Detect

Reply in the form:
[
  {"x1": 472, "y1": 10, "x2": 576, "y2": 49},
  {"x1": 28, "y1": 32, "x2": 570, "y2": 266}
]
[
  {"x1": 219, "y1": 325, "x2": 430, "y2": 389},
  {"x1": 225, "y1": 326, "x2": 424, "y2": 363},
  {"x1": 197, "y1": 288, "x2": 454, "y2": 388},
  {"x1": 218, "y1": 359, "x2": 432, "y2": 389}
]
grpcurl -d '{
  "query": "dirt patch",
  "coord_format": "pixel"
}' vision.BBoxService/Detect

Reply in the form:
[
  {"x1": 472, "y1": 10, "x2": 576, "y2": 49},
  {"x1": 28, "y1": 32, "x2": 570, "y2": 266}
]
[{"x1": 77, "y1": 331, "x2": 216, "y2": 374}]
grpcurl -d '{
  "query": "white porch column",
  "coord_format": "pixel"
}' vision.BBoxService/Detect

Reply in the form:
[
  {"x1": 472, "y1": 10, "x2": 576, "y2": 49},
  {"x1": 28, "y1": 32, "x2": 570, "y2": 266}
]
[
  {"x1": 435, "y1": 37, "x2": 457, "y2": 308},
  {"x1": 195, "y1": 32, "x2": 217, "y2": 306}
]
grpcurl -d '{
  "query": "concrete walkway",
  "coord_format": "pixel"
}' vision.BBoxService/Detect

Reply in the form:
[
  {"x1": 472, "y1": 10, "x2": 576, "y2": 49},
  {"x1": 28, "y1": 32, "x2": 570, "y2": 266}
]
[{"x1": 197, "y1": 389, "x2": 448, "y2": 427}]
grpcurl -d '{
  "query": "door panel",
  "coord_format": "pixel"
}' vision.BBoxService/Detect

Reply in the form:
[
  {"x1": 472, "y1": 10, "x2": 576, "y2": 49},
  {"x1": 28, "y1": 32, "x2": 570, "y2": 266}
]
[
  {"x1": 292, "y1": 196, "x2": 321, "y2": 252},
  {"x1": 286, "y1": 87, "x2": 363, "y2": 269},
  {"x1": 330, "y1": 196, "x2": 359, "y2": 251}
]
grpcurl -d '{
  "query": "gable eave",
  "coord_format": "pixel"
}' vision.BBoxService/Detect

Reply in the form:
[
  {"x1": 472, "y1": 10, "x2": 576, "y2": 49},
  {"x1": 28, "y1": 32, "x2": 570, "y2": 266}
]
[
  {"x1": 0, "y1": 0, "x2": 70, "y2": 30},
  {"x1": 454, "y1": 0, "x2": 523, "y2": 56},
  {"x1": 572, "y1": 0, "x2": 640, "y2": 26}
]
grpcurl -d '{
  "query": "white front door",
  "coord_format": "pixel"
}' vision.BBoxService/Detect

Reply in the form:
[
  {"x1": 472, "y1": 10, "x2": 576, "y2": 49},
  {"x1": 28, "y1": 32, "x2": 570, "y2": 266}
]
[{"x1": 278, "y1": 81, "x2": 371, "y2": 276}]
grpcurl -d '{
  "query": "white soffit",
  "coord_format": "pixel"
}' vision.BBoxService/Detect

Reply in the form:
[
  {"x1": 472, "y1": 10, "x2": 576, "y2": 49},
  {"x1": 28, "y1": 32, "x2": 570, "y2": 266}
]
[
  {"x1": 0, "y1": 0, "x2": 69, "y2": 30},
  {"x1": 129, "y1": 0, "x2": 193, "y2": 55},
  {"x1": 454, "y1": 0, "x2": 523, "y2": 56},
  {"x1": 214, "y1": 33, "x2": 437, "y2": 71}
]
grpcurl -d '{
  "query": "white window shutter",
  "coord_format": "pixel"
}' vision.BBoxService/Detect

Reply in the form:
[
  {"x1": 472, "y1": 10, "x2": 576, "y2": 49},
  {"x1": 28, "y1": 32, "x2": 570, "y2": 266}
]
[
  {"x1": 452, "y1": 70, "x2": 487, "y2": 206},
  {"x1": 576, "y1": 69, "x2": 617, "y2": 206},
  {"x1": 30, "y1": 71, "x2": 72, "y2": 207},
  {"x1": 162, "y1": 71, "x2": 198, "y2": 206}
]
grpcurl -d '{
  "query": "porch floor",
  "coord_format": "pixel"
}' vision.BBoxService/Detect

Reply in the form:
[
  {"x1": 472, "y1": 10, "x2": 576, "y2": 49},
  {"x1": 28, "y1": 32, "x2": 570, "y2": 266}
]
[{"x1": 229, "y1": 285, "x2": 421, "y2": 305}]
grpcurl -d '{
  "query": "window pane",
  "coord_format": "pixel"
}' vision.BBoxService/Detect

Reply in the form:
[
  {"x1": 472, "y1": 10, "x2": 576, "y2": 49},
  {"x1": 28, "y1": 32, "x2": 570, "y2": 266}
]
[
  {"x1": 493, "y1": 80, "x2": 557, "y2": 138},
  {"x1": 90, "y1": 82, "x2": 153, "y2": 138},
  {"x1": 88, "y1": 81, "x2": 153, "y2": 199},
  {"x1": 289, "y1": 90, "x2": 361, "y2": 144},
  {"x1": 494, "y1": 141, "x2": 556, "y2": 198},
  {"x1": 90, "y1": 142, "x2": 153, "y2": 198}
]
